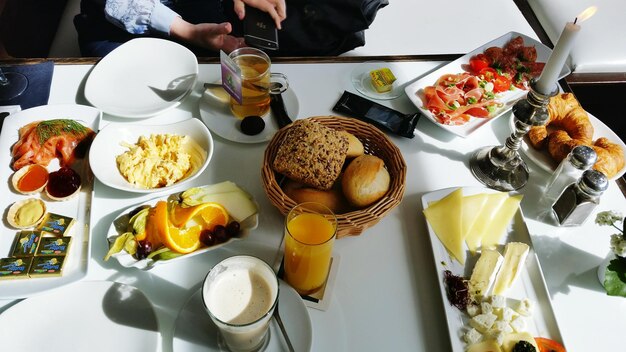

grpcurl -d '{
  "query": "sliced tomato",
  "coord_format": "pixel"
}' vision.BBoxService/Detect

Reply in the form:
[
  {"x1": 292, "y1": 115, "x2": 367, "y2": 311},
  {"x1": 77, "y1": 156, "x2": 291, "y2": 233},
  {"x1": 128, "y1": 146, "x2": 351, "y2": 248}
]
[
  {"x1": 493, "y1": 75, "x2": 512, "y2": 93},
  {"x1": 469, "y1": 54, "x2": 490, "y2": 73},
  {"x1": 465, "y1": 107, "x2": 490, "y2": 118},
  {"x1": 535, "y1": 337, "x2": 566, "y2": 352}
]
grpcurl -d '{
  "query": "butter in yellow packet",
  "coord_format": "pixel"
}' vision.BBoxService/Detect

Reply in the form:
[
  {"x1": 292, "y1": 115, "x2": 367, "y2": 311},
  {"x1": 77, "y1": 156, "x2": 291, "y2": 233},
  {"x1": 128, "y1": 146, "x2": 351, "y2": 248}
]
[{"x1": 369, "y1": 68, "x2": 397, "y2": 93}]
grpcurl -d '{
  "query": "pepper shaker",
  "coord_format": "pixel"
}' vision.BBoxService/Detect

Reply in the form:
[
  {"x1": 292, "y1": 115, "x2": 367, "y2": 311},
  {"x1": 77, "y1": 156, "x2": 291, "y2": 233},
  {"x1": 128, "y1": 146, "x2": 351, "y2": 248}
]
[
  {"x1": 551, "y1": 169, "x2": 608, "y2": 226},
  {"x1": 543, "y1": 145, "x2": 597, "y2": 205}
]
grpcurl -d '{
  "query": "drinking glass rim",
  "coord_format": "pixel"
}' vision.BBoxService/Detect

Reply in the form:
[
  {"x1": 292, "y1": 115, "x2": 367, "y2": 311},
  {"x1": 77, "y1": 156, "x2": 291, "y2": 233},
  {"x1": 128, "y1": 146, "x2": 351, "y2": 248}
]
[
  {"x1": 228, "y1": 47, "x2": 271, "y2": 79},
  {"x1": 285, "y1": 202, "x2": 338, "y2": 246},
  {"x1": 201, "y1": 255, "x2": 279, "y2": 328}
]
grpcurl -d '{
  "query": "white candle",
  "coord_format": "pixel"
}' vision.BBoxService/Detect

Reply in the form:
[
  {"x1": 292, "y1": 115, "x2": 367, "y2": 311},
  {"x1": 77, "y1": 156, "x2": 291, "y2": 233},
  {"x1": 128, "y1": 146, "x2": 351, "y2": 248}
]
[{"x1": 535, "y1": 6, "x2": 597, "y2": 95}]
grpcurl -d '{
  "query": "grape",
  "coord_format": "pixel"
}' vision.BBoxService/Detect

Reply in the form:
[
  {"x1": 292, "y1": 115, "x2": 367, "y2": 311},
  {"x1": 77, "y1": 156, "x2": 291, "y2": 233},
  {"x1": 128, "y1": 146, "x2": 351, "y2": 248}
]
[
  {"x1": 136, "y1": 240, "x2": 152, "y2": 259},
  {"x1": 200, "y1": 230, "x2": 215, "y2": 246},
  {"x1": 226, "y1": 221, "x2": 241, "y2": 237},
  {"x1": 213, "y1": 225, "x2": 229, "y2": 243}
]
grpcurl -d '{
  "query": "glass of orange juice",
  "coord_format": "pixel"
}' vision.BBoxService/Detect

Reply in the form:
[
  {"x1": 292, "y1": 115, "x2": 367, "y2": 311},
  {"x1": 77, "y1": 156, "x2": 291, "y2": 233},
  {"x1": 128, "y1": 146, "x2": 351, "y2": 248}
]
[{"x1": 283, "y1": 202, "x2": 337, "y2": 295}]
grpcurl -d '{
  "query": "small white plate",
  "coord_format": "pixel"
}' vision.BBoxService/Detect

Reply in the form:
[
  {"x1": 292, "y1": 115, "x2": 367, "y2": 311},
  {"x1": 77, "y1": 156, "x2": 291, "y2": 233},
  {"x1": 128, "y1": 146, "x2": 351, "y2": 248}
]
[
  {"x1": 84, "y1": 38, "x2": 198, "y2": 118},
  {"x1": 421, "y1": 187, "x2": 564, "y2": 351},
  {"x1": 173, "y1": 279, "x2": 312, "y2": 352},
  {"x1": 89, "y1": 118, "x2": 212, "y2": 194},
  {"x1": 106, "y1": 186, "x2": 258, "y2": 270},
  {"x1": 350, "y1": 61, "x2": 411, "y2": 100},
  {"x1": 0, "y1": 280, "x2": 160, "y2": 352},
  {"x1": 199, "y1": 87, "x2": 299, "y2": 144},
  {"x1": 515, "y1": 111, "x2": 626, "y2": 180},
  {"x1": 0, "y1": 104, "x2": 101, "y2": 299},
  {"x1": 404, "y1": 31, "x2": 570, "y2": 138}
]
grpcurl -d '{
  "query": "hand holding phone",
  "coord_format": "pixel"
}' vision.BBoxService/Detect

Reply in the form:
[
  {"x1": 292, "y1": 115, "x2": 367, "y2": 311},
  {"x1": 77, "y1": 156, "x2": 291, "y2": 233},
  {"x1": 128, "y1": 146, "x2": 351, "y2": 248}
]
[{"x1": 243, "y1": 7, "x2": 279, "y2": 50}]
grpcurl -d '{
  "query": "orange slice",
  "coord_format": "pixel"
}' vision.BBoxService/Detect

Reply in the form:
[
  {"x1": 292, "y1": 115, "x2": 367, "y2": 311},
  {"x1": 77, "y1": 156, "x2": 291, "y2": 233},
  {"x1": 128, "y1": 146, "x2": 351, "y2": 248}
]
[{"x1": 169, "y1": 201, "x2": 229, "y2": 231}]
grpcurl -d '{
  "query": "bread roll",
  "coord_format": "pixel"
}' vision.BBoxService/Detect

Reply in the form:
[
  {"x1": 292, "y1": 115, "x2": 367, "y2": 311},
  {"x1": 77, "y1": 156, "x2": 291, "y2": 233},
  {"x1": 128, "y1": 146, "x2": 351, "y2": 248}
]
[
  {"x1": 283, "y1": 180, "x2": 349, "y2": 213},
  {"x1": 338, "y1": 130, "x2": 365, "y2": 158},
  {"x1": 341, "y1": 155, "x2": 390, "y2": 208}
]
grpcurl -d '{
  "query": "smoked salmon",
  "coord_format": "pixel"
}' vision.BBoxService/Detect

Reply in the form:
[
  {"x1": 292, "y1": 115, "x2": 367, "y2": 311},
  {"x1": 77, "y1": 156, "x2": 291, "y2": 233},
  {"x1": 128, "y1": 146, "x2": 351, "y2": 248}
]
[{"x1": 11, "y1": 119, "x2": 95, "y2": 171}]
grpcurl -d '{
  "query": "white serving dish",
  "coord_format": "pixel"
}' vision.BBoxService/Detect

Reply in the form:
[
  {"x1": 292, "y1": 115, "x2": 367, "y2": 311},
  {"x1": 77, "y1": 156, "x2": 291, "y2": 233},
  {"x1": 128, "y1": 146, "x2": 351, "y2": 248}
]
[
  {"x1": 106, "y1": 187, "x2": 258, "y2": 270},
  {"x1": 405, "y1": 31, "x2": 570, "y2": 138},
  {"x1": 84, "y1": 37, "x2": 198, "y2": 118},
  {"x1": 421, "y1": 187, "x2": 564, "y2": 351},
  {"x1": 0, "y1": 104, "x2": 101, "y2": 299},
  {"x1": 89, "y1": 118, "x2": 212, "y2": 194}
]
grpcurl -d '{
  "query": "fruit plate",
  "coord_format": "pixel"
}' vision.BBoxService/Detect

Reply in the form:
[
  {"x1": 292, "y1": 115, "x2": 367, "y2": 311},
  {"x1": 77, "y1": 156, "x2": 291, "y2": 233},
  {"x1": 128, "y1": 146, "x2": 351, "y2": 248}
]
[
  {"x1": 0, "y1": 104, "x2": 101, "y2": 299},
  {"x1": 404, "y1": 31, "x2": 570, "y2": 138},
  {"x1": 421, "y1": 187, "x2": 564, "y2": 351},
  {"x1": 106, "y1": 185, "x2": 259, "y2": 270}
]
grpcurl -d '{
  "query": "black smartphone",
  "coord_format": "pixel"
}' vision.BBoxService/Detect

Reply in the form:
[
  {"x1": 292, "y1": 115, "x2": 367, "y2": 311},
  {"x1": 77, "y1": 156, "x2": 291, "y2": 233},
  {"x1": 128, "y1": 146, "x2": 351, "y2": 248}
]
[{"x1": 243, "y1": 7, "x2": 279, "y2": 50}]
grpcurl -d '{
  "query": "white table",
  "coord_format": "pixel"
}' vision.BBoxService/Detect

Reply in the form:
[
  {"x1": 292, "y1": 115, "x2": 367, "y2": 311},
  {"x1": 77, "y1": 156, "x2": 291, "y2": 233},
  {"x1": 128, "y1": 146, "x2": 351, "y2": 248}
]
[{"x1": 1, "y1": 61, "x2": 625, "y2": 352}]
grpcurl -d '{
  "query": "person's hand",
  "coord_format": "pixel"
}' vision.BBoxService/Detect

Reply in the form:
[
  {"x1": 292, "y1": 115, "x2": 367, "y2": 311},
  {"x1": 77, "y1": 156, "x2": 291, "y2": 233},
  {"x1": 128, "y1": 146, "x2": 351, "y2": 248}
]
[
  {"x1": 233, "y1": 0, "x2": 287, "y2": 29},
  {"x1": 170, "y1": 18, "x2": 246, "y2": 53}
]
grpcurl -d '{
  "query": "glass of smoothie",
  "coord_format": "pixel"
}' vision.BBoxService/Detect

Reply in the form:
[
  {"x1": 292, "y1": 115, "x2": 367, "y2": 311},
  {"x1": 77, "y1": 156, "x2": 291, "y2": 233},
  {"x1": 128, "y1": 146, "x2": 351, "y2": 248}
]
[
  {"x1": 202, "y1": 255, "x2": 279, "y2": 352},
  {"x1": 283, "y1": 202, "x2": 337, "y2": 295}
]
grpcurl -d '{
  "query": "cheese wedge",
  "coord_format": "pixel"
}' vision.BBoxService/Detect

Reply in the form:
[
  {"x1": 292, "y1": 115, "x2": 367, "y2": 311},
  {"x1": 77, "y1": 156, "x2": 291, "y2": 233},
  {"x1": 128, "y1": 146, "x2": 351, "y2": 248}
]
[
  {"x1": 466, "y1": 339, "x2": 503, "y2": 352},
  {"x1": 492, "y1": 242, "x2": 529, "y2": 295},
  {"x1": 423, "y1": 188, "x2": 464, "y2": 264},
  {"x1": 469, "y1": 249, "x2": 504, "y2": 298},
  {"x1": 465, "y1": 192, "x2": 509, "y2": 253},
  {"x1": 481, "y1": 194, "x2": 523, "y2": 250},
  {"x1": 461, "y1": 193, "x2": 489, "y2": 240}
]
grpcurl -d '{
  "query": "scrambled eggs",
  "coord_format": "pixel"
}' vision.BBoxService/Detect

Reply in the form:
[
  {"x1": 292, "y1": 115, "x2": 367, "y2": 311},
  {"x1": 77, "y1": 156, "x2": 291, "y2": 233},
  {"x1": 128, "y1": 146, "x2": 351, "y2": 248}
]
[{"x1": 116, "y1": 134, "x2": 192, "y2": 188}]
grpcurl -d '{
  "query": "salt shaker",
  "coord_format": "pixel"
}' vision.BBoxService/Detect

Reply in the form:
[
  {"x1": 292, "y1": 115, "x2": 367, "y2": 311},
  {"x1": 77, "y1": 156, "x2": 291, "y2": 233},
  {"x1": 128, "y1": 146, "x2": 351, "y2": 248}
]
[
  {"x1": 543, "y1": 145, "x2": 597, "y2": 205},
  {"x1": 551, "y1": 169, "x2": 608, "y2": 226}
]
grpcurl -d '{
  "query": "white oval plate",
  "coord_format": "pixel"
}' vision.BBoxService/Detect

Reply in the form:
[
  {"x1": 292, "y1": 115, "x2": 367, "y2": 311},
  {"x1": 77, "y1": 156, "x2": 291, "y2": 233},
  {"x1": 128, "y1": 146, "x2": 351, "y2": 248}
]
[
  {"x1": 173, "y1": 279, "x2": 312, "y2": 352},
  {"x1": 89, "y1": 118, "x2": 212, "y2": 193},
  {"x1": 106, "y1": 187, "x2": 258, "y2": 270},
  {"x1": 404, "y1": 31, "x2": 571, "y2": 138},
  {"x1": 199, "y1": 86, "x2": 299, "y2": 144},
  {"x1": 514, "y1": 111, "x2": 626, "y2": 180},
  {"x1": 0, "y1": 281, "x2": 160, "y2": 352},
  {"x1": 84, "y1": 38, "x2": 198, "y2": 118},
  {"x1": 0, "y1": 104, "x2": 101, "y2": 299}
]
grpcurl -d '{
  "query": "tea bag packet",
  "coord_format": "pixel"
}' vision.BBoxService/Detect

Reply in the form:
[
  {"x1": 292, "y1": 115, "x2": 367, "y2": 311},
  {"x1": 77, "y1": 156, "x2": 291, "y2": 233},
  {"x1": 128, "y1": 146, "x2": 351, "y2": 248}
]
[
  {"x1": 333, "y1": 91, "x2": 420, "y2": 138},
  {"x1": 220, "y1": 50, "x2": 243, "y2": 104}
]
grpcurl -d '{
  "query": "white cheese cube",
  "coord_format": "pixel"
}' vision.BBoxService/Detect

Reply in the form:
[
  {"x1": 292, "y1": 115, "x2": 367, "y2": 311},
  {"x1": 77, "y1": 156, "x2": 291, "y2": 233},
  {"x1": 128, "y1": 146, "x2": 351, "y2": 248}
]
[
  {"x1": 515, "y1": 298, "x2": 533, "y2": 317},
  {"x1": 492, "y1": 320, "x2": 513, "y2": 334},
  {"x1": 481, "y1": 301, "x2": 494, "y2": 315},
  {"x1": 464, "y1": 328, "x2": 483, "y2": 345},
  {"x1": 498, "y1": 306, "x2": 518, "y2": 322},
  {"x1": 470, "y1": 313, "x2": 498, "y2": 333},
  {"x1": 467, "y1": 304, "x2": 481, "y2": 317},
  {"x1": 490, "y1": 295, "x2": 506, "y2": 309},
  {"x1": 488, "y1": 331, "x2": 506, "y2": 346},
  {"x1": 509, "y1": 316, "x2": 527, "y2": 332}
]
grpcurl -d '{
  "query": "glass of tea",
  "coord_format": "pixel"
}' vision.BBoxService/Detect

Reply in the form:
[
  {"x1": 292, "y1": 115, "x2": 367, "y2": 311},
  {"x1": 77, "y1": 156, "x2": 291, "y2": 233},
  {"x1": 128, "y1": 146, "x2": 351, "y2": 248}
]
[
  {"x1": 283, "y1": 202, "x2": 337, "y2": 295},
  {"x1": 228, "y1": 47, "x2": 288, "y2": 119}
]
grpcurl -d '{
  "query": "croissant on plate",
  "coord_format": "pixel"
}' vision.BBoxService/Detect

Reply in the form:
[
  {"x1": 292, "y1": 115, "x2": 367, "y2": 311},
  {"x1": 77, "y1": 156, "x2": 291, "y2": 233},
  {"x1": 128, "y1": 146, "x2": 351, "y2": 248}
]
[
  {"x1": 592, "y1": 137, "x2": 625, "y2": 179},
  {"x1": 528, "y1": 93, "x2": 593, "y2": 153}
]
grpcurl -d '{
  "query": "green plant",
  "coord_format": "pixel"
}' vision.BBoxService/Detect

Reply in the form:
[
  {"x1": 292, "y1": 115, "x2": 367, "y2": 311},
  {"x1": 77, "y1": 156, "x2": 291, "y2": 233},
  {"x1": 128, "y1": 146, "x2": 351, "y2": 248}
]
[{"x1": 595, "y1": 211, "x2": 626, "y2": 297}]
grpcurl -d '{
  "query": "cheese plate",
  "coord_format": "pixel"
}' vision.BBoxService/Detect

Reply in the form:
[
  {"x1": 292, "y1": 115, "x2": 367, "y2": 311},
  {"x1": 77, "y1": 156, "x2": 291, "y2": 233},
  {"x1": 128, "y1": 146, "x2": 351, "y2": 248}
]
[{"x1": 421, "y1": 187, "x2": 564, "y2": 351}]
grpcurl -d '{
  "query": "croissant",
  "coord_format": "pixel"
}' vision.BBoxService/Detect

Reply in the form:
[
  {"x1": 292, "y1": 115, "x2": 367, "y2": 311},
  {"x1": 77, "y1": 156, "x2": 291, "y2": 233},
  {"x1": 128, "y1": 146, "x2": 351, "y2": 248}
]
[
  {"x1": 546, "y1": 106, "x2": 594, "y2": 162},
  {"x1": 592, "y1": 137, "x2": 625, "y2": 179},
  {"x1": 528, "y1": 93, "x2": 592, "y2": 150}
]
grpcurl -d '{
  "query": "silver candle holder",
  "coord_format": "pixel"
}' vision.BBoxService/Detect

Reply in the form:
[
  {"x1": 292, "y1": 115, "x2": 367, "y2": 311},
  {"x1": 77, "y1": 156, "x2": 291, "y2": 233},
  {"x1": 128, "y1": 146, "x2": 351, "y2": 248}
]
[{"x1": 469, "y1": 80, "x2": 558, "y2": 191}]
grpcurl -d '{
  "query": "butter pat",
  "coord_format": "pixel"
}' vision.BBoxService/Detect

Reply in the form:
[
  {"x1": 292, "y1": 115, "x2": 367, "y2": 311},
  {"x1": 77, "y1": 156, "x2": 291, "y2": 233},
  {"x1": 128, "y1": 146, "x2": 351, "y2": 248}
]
[
  {"x1": 492, "y1": 242, "x2": 529, "y2": 295},
  {"x1": 469, "y1": 249, "x2": 503, "y2": 298},
  {"x1": 0, "y1": 257, "x2": 33, "y2": 280},
  {"x1": 37, "y1": 236, "x2": 72, "y2": 256},
  {"x1": 29, "y1": 256, "x2": 66, "y2": 277},
  {"x1": 369, "y1": 67, "x2": 397, "y2": 93},
  {"x1": 37, "y1": 213, "x2": 75, "y2": 236}
]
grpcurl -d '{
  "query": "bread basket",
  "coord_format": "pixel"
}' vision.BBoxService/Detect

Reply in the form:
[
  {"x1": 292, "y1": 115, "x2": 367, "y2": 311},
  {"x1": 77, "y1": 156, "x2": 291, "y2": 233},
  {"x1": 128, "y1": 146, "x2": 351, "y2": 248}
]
[{"x1": 261, "y1": 116, "x2": 406, "y2": 238}]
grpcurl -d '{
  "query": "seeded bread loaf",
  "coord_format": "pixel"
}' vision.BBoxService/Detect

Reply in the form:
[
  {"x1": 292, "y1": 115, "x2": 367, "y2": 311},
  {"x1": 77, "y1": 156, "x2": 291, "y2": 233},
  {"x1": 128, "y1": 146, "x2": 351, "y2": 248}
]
[{"x1": 272, "y1": 119, "x2": 348, "y2": 190}]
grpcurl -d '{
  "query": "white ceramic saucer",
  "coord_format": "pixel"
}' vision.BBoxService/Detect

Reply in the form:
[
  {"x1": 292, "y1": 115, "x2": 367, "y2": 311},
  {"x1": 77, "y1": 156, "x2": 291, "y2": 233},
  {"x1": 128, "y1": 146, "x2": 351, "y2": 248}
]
[
  {"x1": 199, "y1": 86, "x2": 299, "y2": 144},
  {"x1": 0, "y1": 281, "x2": 160, "y2": 351},
  {"x1": 173, "y1": 279, "x2": 312, "y2": 351}
]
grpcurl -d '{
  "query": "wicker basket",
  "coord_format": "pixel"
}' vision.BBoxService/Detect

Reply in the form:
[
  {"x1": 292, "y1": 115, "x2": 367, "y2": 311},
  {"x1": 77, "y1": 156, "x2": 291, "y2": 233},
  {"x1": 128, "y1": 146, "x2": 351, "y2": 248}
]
[{"x1": 261, "y1": 116, "x2": 406, "y2": 238}]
